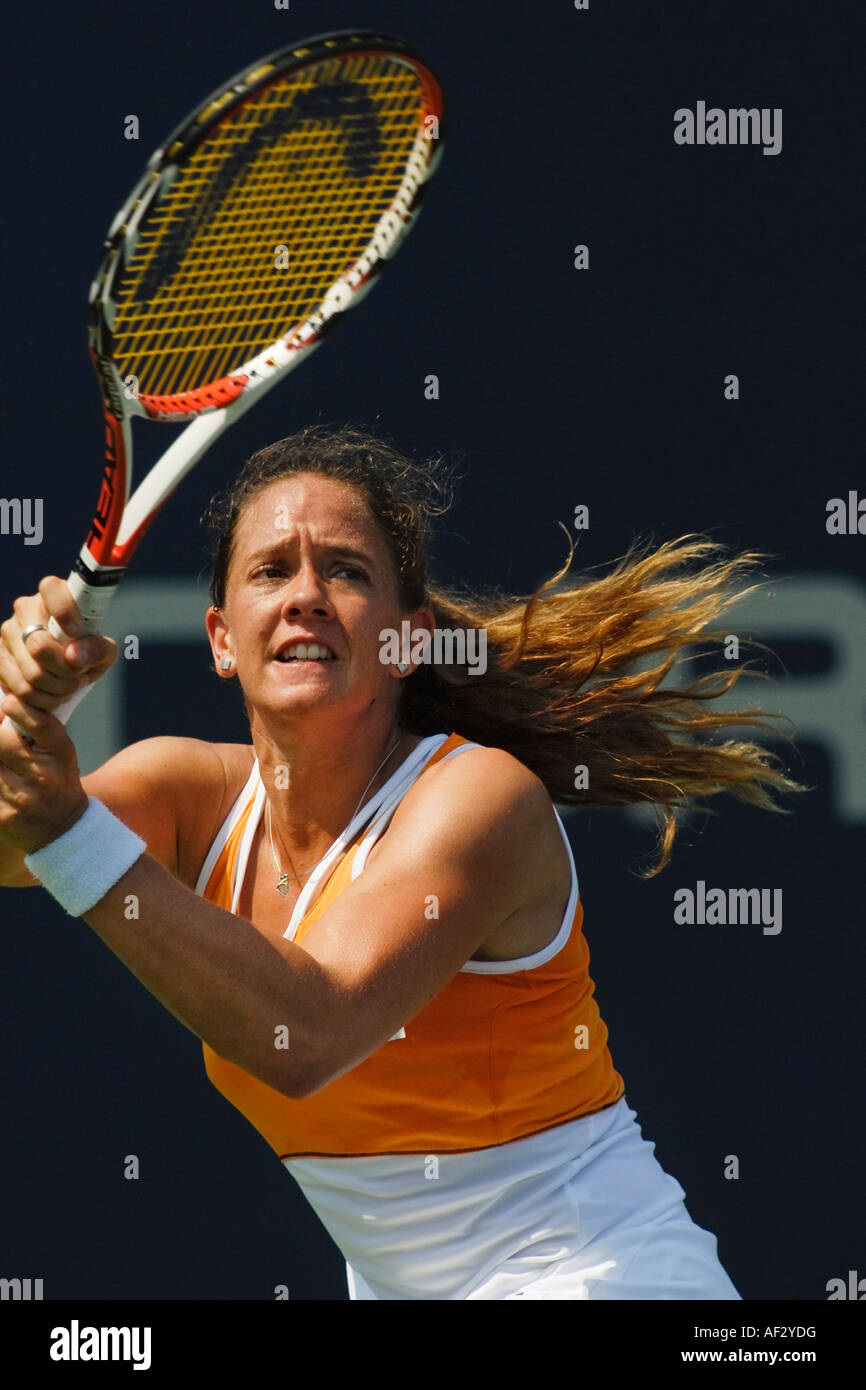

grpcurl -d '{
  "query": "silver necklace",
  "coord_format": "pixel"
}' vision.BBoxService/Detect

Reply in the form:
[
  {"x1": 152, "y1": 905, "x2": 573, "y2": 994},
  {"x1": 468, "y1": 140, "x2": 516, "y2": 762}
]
[{"x1": 266, "y1": 732, "x2": 403, "y2": 896}]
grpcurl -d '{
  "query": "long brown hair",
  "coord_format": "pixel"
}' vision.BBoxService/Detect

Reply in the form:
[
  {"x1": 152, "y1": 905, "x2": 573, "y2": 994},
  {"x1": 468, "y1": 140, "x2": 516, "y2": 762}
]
[{"x1": 203, "y1": 424, "x2": 805, "y2": 874}]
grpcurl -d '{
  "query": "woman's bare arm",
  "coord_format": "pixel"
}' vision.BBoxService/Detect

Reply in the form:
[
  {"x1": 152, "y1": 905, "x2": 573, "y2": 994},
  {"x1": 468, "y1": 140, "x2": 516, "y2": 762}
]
[
  {"x1": 0, "y1": 736, "x2": 235, "y2": 889},
  {"x1": 81, "y1": 748, "x2": 555, "y2": 1098},
  {"x1": 1, "y1": 696, "x2": 558, "y2": 1100}
]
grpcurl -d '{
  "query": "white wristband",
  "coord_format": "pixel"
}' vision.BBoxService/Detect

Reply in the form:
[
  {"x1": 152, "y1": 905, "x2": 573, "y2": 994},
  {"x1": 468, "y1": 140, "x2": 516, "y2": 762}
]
[{"x1": 25, "y1": 797, "x2": 146, "y2": 917}]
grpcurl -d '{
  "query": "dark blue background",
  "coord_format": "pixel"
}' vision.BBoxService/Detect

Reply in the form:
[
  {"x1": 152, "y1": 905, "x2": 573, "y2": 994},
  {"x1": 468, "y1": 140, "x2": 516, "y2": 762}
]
[{"x1": 1, "y1": 0, "x2": 863, "y2": 1300}]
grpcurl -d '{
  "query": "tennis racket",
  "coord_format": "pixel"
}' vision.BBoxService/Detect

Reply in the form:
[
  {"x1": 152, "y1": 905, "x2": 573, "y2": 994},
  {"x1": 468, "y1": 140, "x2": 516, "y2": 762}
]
[{"x1": 6, "y1": 28, "x2": 443, "y2": 732}]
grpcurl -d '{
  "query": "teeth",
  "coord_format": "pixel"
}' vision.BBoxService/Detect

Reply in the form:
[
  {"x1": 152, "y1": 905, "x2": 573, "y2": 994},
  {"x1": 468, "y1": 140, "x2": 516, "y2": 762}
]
[{"x1": 280, "y1": 643, "x2": 333, "y2": 661}]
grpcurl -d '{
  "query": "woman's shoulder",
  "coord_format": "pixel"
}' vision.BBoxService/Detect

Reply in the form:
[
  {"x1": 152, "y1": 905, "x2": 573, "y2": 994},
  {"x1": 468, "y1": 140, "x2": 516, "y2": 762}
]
[
  {"x1": 373, "y1": 734, "x2": 573, "y2": 959},
  {"x1": 396, "y1": 732, "x2": 565, "y2": 862},
  {"x1": 422, "y1": 733, "x2": 546, "y2": 797},
  {"x1": 82, "y1": 736, "x2": 255, "y2": 883}
]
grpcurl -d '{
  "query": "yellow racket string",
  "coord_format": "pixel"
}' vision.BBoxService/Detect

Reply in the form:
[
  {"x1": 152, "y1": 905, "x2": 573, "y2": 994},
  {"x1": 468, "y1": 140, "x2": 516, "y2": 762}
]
[{"x1": 110, "y1": 54, "x2": 428, "y2": 396}]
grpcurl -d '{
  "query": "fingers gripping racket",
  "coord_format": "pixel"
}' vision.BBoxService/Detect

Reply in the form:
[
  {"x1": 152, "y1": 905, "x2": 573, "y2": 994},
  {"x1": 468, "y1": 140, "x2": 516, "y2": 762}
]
[{"x1": 12, "y1": 30, "x2": 443, "y2": 729}]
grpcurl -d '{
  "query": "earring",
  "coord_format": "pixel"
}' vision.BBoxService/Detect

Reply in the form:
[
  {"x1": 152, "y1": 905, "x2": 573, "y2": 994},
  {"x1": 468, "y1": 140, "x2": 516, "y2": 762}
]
[
  {"x1": 397, "y1": 661, "x2": 409, "y2": 674},
  {"x1": 219, "y1": 658, "x2": 232, "y2": 672}
]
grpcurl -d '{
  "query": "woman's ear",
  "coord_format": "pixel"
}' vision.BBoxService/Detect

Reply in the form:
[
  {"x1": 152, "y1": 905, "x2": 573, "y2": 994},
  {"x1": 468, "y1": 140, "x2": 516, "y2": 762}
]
[
  {"x1": 386, "y1": 605, "x2": 436, "y2": 679},
  {"x1": 206, "y1": 604, "x2": 235, "y2": 676},
  {"x1": 413, "y1": 605, "x2": 437, "y2": 640}
]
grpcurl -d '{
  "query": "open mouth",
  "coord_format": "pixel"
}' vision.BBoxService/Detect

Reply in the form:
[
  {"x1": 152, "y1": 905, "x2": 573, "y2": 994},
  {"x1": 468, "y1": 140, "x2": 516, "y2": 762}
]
[{"x1": 275, "y1": 642, "x2": 336, "y2": 663}]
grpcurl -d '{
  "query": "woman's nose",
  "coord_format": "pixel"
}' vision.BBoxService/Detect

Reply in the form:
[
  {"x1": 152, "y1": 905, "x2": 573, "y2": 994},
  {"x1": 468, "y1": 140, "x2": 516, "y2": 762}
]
[{"x1": 281, "y1": 566, "x2": 332, "y2": 616}]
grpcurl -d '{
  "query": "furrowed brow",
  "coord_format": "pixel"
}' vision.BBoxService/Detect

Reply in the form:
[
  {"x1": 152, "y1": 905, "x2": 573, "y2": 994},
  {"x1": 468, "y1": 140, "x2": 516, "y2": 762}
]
[{"x1": 246, "y1": 540, "x2": 376, "y2": 566}]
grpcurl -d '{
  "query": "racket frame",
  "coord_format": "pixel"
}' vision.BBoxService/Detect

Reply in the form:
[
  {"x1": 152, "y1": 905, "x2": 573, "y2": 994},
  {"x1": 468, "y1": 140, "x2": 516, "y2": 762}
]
[
  {"x1": 4, "y1": 30, "x2": 443, "y2": 733},
  {"x1": 70, "y1": 29, "x2": 443, "y2": 637}
]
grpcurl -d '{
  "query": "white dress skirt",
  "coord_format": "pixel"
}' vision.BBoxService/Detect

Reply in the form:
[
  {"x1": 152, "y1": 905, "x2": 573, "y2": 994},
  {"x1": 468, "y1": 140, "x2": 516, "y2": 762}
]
[{"x1": 286, "y1": 1096, "x2": 742, "y2": 1301}]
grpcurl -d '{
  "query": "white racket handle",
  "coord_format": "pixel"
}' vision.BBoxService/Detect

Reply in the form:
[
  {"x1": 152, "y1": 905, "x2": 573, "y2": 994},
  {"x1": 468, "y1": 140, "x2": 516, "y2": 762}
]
[{"x1": 2, "y1": 565, "x2": 119, "y2": 737}]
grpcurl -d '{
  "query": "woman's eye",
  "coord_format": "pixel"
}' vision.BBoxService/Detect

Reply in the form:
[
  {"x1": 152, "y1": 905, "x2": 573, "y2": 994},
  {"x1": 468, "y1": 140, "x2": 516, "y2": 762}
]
[{"x1": 251, "y1": 563, "x2": 368, "y2": 582}]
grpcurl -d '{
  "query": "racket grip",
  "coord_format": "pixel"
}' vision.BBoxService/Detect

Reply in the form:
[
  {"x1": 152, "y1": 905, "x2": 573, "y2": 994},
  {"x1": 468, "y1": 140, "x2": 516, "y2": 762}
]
[
  {"x1": 0, "y1": 695, "x2": 87, "y2": 738},
  {"x1": 47, "y1": 679, "x2": 95, "y2": 728},
  {"x1": 1, "y1": 566, "x2": 119, "y2": 737},
  {"x1": 49, "y1": 566, "x2": 120, "y2": 726}
]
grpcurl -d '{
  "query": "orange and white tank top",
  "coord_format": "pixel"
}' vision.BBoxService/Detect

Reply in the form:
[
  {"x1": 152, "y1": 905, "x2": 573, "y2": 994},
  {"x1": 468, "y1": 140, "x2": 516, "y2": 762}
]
[{"x1": 195, "y1": 731, "x2": 627, "y2": 1299}]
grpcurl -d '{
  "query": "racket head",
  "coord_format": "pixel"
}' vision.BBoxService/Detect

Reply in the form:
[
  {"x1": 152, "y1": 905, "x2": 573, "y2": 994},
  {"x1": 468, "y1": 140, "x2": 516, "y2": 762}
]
[
  {"x1": 90, "y1": 30, "x2": 443, "y2": 413},
  {"x1": 83, "y1": 29, "x2": 444, "y2": 573}
]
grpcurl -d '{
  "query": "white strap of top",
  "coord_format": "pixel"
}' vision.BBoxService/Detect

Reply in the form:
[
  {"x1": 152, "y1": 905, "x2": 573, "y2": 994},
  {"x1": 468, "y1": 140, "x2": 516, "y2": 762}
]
[
  {"x1": 280, "y1": 733, "x2": 458, "y2": 939},
  {"x1": 351, "y1": 738, "x2": 482, "y2": 881}
]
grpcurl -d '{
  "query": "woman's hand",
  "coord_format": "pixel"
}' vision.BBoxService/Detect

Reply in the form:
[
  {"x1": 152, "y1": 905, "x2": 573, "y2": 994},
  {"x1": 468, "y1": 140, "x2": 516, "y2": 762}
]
[
  {"x1": 0, "y1": 693, "x2": 88, "y2": 853},
  {"x1": 0, "y1": 576, "x2": 118, "y2": 712}
]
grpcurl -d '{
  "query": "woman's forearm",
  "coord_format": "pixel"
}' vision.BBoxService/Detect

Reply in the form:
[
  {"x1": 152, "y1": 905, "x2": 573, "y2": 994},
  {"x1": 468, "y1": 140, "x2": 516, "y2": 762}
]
[
  {"x1": 81, "y1": 854, "x2": 330, "y2": 1096},
  {"x1": 0, "y1": 688, "x2": 328, "y2": 1094}
]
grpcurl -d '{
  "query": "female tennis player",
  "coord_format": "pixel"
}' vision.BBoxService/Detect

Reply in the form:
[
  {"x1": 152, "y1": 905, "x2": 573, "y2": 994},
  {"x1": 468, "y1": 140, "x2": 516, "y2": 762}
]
[{"x1": 0, "y1": 425, "x2": 801, "y2": 1300}]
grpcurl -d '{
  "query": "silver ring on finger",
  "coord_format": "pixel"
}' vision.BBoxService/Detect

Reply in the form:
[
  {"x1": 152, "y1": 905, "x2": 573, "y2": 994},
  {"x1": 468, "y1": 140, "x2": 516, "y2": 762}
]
[{"x1": 21, "y1": 625, "x2": 51, "y2": 645}]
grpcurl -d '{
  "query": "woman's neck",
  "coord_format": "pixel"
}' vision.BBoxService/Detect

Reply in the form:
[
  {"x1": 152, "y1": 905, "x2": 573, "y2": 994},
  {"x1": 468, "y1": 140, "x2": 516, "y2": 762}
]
[{"x1": 251, "y1": 711, "x2": 423, "y2": 862}]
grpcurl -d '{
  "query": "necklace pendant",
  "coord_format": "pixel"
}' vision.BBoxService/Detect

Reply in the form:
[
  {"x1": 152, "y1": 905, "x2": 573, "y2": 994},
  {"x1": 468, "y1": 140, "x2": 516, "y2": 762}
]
[{"x1": 276, "y1": 873, "x2": 290, "y2": 897}]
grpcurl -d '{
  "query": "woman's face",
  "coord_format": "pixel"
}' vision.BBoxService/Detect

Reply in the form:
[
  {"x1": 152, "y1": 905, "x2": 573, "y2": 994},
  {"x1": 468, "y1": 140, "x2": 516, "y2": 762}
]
[{"x1": 207, "y1": 473, "x2": 428, "y2": 727}]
